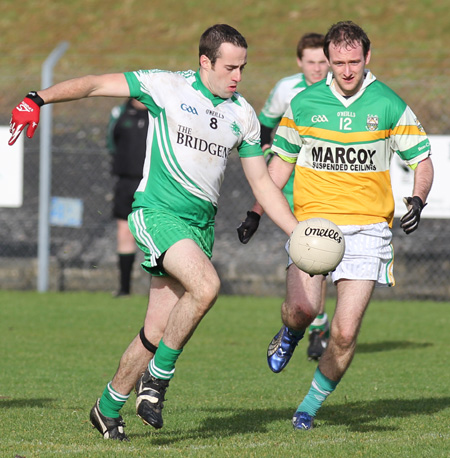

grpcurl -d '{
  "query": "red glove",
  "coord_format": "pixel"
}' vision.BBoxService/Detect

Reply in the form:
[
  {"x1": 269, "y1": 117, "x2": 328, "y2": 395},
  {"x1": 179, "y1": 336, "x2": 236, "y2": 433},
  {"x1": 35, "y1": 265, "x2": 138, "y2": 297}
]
[{"x1": 9, "y1": 92, "x2": 44, "y2": 146}]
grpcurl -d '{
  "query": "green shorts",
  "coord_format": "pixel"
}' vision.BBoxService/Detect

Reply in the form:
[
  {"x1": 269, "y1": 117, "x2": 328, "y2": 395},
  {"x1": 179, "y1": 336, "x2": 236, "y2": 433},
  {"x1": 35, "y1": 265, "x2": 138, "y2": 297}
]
[{"x1": 128, "y1": 208, "x2": 215, "y2": 276}]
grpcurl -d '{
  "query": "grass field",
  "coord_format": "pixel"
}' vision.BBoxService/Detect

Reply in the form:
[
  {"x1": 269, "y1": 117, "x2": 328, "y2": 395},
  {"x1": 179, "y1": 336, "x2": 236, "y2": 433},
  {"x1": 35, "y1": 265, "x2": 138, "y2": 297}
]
[
  {"x1": 0, "y1": 290, "x2": 449, "y2": 457},
  {"x1": 1, "y1": 4, "x2": 449, "y2": 457}
]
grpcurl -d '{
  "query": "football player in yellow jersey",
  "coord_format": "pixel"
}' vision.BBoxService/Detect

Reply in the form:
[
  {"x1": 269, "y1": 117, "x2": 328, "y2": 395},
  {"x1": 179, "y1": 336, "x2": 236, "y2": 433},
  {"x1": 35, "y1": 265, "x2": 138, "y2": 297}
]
[{"x1": 241, "y1": 21, "x2": 433, "y2": 431}]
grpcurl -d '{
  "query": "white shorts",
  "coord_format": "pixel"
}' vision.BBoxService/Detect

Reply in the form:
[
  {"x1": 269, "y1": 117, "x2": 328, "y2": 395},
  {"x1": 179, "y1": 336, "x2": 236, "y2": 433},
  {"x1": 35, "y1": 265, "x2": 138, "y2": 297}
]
[
  {"x1": 331, "y1": 222, "x2": 394, "y2": 287},
  {"x1": 287, "y1": 222, "x2": 395, "y2": 287}
]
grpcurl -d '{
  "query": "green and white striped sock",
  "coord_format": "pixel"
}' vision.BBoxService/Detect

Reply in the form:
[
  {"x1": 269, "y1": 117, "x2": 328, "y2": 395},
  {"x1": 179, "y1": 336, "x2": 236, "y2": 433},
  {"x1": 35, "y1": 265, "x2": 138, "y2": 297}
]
[
  {"x1": 98, "y1": 382, "x2": 130, "y2": 418},
  {"x1": 296, "y1": 367, "x2": 339, "y2": 417},
  {"x1": 149, "y1": 339, "x2": 183, "y2": 380}
]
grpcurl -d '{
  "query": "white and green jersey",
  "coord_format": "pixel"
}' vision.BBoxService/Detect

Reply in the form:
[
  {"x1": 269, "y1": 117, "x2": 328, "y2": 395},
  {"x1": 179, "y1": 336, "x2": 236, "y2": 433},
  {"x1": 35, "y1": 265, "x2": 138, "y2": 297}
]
[
  {"x1": 272, "y1": 71, "x2": 431, "y2": 227},
  {"x1": 125, "y1": 69, "x2": 262, "y2": 226},
  {"x1": 258, "y1": 73, "x2": 308, "y2": 129},
  {"x1": 259, "y1": 73, "x2": 310, "y2": 210}
]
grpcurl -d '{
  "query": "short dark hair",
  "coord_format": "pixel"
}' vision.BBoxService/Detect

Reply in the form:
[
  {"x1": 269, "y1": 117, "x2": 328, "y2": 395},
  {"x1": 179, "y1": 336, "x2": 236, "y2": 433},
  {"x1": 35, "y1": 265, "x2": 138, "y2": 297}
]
[
  {"x1": 199, "y1": 24, "x2": 248, "y2": 66},
  {"x1": 323, "y1": 21, "x2": 371, "y2": 60},
  {"x1": 296, "y1": 33, "x2": 325, "y2": 60}
]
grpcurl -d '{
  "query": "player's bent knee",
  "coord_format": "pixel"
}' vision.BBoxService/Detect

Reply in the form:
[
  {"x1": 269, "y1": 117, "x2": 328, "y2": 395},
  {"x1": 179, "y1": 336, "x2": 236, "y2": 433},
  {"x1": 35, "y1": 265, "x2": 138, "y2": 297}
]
[
  {"x1": 331, "y1": 327, "x2": 358, "y2": 351},
  {"x1": 194, "y1": 276, "x2": 220, "y2": 312},
  {"x1": 286, "y1": 298, "x2": 317, "y2": 318},
  {"x1": 207, "y1": 274, "x2": 221, "y2": 301},
  {"x1": 203, "y1": 281, "x2": 220, "y2": 307}
]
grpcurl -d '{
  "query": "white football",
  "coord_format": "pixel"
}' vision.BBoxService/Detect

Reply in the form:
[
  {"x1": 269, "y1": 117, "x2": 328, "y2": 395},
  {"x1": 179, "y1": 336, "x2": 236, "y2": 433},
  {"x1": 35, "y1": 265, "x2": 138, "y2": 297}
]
[{"x1": 289, "y1": 218, "x2": 345, "y2": 275}]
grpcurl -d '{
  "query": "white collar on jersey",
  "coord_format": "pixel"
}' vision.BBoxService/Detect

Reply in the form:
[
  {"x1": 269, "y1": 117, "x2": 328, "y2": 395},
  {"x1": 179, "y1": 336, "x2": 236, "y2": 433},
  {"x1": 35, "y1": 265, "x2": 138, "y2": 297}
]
[{"x1": 326, "y1": 70, "x2": 377, "y2": 107}]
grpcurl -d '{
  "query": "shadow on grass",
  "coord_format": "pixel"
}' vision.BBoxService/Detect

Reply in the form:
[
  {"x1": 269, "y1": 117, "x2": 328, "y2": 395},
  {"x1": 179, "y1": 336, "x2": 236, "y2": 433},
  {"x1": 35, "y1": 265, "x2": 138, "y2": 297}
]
[
  {"x1": 319, "y1": 396, "x2": 450, "y2": 432},
  {"x1": 356, "y1": 340, "x2": 433, "y2": 353},
  {"x1": 0, "y1": 397, "x2": 55, "y2": 408},
  {"x1": 132, "y1": 396, "x2": 450, "y2": 443},
  {"x1": 131, "y1": 406, "x2": 293, "y2": 443}
]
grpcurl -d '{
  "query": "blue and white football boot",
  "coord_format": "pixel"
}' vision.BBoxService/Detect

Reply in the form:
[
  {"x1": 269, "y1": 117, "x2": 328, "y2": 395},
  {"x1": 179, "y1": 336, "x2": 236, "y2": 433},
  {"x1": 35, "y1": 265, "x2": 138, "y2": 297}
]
[
  {"x1": 292, "y1": 411, "x2": 314, "y2": 430},
  {"x1": 267, "y1": 326, "x2": 304, "y2": 373}
]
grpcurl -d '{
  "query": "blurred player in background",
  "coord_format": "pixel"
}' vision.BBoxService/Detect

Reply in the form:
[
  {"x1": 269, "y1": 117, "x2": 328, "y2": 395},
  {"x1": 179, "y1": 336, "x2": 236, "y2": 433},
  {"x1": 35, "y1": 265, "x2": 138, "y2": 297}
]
[
  {"x1": 107, "y1": 98, "x2": 148, "y2": 297},
  {"x1": 9, "y1": 23, "x2": 298, "y2": 441},
  {"x1": 240, "y1": 20, "x2": 433, "y2": 431},
  {"x1": 238, "y1": 33, "x2": 330, "y2": 361}
]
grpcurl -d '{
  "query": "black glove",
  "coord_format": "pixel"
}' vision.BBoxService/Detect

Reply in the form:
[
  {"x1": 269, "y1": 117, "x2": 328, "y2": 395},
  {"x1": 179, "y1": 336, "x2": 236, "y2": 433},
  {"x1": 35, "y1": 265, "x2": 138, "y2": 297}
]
[
  {"x1": 400, "y1": 196, "x2": 426, "y2": 234},
  {"x1": 237, "y1": 211, "x2": 261, "y2": 244}
]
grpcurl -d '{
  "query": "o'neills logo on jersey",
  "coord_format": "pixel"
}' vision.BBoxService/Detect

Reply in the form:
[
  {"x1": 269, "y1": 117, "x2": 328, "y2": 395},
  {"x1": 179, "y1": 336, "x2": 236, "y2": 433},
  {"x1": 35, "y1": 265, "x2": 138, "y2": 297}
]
[
  {"x1": 177, "y1": 131, "x2": 231, "y2": 159},
  {"x1": 312, "y1": 146, "x2": 377, "y2": 171},
  {"x1": 305, "y1": 227, "x2": 343, "y2": 244}
]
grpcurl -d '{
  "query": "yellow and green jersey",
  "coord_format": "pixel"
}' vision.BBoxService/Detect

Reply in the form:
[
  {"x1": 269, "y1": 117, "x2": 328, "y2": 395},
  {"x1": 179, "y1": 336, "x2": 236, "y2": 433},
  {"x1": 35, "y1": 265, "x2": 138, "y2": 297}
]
[
  {"x1": 258, "y1": 73, "x2": 310, "y2": 211},
  {"x1": 272, "y1": 71, "x2": 431, "y2": 227}
]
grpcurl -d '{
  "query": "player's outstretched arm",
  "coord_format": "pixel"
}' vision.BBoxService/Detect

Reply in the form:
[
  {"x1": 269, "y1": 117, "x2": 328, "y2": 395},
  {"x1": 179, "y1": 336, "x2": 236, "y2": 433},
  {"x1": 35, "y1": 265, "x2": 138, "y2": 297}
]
[
  {"x1": 38, "y1": 73, "x2": 129, "y2": 103},
  {"x1": 9, "y1": 73, "x2": 129, "y2": 146}
]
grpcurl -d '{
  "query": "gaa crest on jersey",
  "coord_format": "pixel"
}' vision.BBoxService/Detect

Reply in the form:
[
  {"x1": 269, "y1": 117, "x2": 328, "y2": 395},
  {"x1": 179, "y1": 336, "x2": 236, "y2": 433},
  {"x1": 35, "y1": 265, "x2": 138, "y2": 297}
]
[
  {"x1": 366, "y1": 114, "x2": 379, "y2": 131},
  {"x1": 231, "y1": 121, "x2": 242, "y2": 137}
]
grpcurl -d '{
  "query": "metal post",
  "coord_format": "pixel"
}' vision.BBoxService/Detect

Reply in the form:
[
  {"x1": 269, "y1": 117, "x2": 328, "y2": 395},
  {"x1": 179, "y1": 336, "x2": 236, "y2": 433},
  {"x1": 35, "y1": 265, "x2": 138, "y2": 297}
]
[{"x1": 37, "y1": 41, "x2": 69, "y2": 292}]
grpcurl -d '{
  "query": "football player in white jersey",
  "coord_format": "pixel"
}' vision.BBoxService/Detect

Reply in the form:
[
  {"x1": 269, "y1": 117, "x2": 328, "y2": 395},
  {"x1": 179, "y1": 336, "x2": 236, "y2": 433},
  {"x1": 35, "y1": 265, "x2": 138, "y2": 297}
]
[
  {"x1": 238, "y1": 33, "x2": 331, "y2": 361},
  {"x1": 258, "y1": 32, "x2": 329, "y2": 150},
  {"x1": 9, "y1": 24, "x2": 298, "y2": 441},
  {"x1": 241, "y1": 21, "x2": 433, "y2": 431}
]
